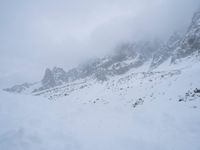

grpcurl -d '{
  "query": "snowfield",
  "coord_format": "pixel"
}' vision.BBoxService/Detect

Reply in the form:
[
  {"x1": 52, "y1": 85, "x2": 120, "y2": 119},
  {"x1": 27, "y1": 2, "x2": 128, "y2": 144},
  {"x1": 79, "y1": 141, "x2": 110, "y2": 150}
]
[{"x1": 0, "y1": 59, "x2": 200, "y2": 150}]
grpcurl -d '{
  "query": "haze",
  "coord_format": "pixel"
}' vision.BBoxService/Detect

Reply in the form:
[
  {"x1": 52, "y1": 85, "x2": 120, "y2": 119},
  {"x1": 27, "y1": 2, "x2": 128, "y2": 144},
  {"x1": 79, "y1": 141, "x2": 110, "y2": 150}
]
[{"x1": 0, "y1": 0, "x2": 199, "y2": 87}]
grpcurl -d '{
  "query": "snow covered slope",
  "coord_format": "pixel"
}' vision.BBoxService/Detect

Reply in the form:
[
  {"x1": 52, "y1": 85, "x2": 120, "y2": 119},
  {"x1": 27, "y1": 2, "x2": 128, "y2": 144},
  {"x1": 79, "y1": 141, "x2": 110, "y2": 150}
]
[{"x1": 0, "y1": 60, "x2": 200, "y2": 150}]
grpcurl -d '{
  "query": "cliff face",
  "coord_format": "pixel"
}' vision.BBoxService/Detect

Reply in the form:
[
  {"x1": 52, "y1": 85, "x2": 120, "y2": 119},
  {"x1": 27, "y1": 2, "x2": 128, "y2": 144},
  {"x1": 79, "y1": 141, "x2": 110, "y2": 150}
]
[
  {"x1": 172, "y1": 11, "x2": 200, "y2": 61},
  {"x1": 150, "y1": 32, "x2": 182, "y2": 69},
  {"x1": 38, "y1": 67, "x2": 68, "y2": 91}
]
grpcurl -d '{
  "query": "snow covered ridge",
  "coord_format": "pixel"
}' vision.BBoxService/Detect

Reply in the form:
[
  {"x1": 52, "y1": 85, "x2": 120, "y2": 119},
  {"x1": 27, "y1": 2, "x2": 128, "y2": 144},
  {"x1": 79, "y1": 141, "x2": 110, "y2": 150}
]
[{"x1": 3, "y1": 10, "x2": 200, "y2": 98}]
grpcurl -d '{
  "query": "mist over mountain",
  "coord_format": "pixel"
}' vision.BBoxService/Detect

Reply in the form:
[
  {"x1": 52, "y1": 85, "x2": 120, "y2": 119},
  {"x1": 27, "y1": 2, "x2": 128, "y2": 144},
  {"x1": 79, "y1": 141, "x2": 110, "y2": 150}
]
[
  {"x1": 4, "y1": 9, "x2": 200, "y2": 95},
  {"x1": 0, "y1": 0, "x2": 200, "y2": 87},
  {"x1": 1, "y1": 1, "x2": 200, "y2": 150}
]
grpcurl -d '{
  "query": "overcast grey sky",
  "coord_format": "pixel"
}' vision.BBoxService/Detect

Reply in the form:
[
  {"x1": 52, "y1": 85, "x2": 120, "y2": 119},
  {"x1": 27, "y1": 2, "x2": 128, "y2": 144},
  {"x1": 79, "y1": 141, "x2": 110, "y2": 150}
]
[{"x1": 0, "y1": 0, "x2": 200, "y2": 87}]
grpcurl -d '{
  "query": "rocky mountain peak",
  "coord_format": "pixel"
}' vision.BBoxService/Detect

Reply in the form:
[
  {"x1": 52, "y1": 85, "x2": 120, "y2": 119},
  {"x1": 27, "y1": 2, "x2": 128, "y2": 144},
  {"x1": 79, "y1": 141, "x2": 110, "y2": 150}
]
[
  {"x1": 41, "y1": 68, "x2": 56, "y2": 89},
  {"x1": 52, "y1": 67, "x2": 67, "y2": 83},
  {"x1": 172, "y1": 10, "x2": 200, "y2": 61},
  {"x1": 52, "y1": 67, "x2": 65, "y2": 73},
  {"x1": 191, "y1": 10, "x2": 200, "y2": 28},
  {"x1": 38, "y1": 67, "x2": 68, "y2": 91}
]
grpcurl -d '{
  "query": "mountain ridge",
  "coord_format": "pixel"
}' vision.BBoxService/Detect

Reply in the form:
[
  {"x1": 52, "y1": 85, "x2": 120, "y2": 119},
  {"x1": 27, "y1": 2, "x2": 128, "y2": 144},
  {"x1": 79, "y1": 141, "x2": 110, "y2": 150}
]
[{"x1": 3, "y1": 10, "x2": 200, "y2": 97}]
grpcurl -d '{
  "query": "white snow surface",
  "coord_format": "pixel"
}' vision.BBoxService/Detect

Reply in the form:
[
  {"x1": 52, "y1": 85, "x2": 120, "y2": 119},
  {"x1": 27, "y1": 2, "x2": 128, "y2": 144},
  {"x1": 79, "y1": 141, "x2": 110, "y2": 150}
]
[{"x1": 0, "y1": 60, "x2": 200, "y2": 150}]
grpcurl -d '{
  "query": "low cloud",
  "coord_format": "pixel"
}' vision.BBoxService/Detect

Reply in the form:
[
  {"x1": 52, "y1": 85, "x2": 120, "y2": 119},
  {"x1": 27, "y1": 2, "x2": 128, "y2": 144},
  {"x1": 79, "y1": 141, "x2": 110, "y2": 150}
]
[{"x1": 0, "y1": 0, "x2": 199, "y2": 86}]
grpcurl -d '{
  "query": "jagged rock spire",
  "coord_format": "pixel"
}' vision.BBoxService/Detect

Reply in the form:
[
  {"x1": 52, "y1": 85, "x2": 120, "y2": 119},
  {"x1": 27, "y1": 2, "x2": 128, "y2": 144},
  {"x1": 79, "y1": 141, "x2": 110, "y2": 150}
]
[
  {"x1": 42, "y1": 68, "x2": 56, "y2": 89},
  {"x1": 39, "y1": 67, "x2": 68, "y2": 90}
]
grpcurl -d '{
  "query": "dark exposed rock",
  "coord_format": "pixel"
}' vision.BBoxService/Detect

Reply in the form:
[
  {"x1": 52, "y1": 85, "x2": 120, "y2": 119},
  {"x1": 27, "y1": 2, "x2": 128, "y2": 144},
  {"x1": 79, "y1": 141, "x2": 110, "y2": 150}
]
[
  {"x1": 133, "y1": 98, "x2": 144, "y2": 108},
  {"x1": 3, "y1": 83, "x2": 34, "y2": 93},
  {"x1": 41, "y1": 68, "x2": 56, "y2": 89},
  {"x1": 150, "y1": 32, "x2": 182, "y2": 69},
  {"x1": 172, "y1": 11, "x2": 200, "y2": 62},
  {"x1": 194, "y1": 88, "x2": 200, "y2": 93}
]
